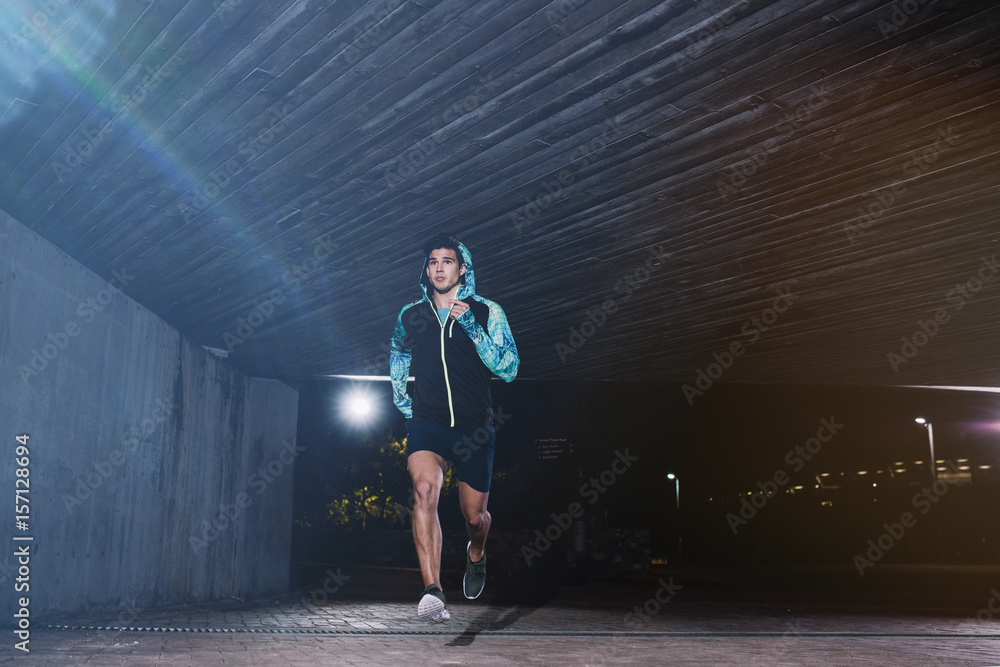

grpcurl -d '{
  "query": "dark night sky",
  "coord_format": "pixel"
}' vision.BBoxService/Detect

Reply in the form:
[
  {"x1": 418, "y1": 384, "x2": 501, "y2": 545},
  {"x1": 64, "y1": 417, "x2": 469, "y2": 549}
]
[
  {"x1": 293, "y1": 378, "x2": 1000, "y2": 564},
  {"x1": 297, "y1": 378, "x2": 1000, "y2": 502}
]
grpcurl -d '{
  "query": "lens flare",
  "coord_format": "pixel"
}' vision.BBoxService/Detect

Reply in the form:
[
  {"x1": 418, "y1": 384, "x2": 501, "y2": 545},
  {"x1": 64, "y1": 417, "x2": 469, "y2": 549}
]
[{"x1": 341, "y1": 390, "x2": 377, "y2": 424}]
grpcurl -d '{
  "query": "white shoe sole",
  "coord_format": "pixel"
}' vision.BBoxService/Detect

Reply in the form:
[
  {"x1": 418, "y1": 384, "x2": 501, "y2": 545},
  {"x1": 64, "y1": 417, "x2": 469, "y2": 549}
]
[{"x1": 418, "y1": 593, "x2": 450, "y2": 623}]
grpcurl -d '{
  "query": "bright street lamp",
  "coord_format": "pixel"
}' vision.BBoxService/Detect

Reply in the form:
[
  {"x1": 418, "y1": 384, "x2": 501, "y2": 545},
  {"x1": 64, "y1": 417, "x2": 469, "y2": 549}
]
[
  {"x1": 667, "y1": 473, "x2": 679, "y2": 510},
  {"x1": 342, "y1": 389, "x2": 377, "y2": 424},
  {"x1": 915, "y1": 418, "x2": 936, "y2": 481},
  {"x1": 666, "y1": 472, "x2": 681, "y2": 564}
]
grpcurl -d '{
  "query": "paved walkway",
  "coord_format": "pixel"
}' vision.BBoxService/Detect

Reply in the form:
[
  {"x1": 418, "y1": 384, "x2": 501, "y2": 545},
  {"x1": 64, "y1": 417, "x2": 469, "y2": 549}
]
[{"x1": 4, "y1": 566, "x2": 1000, "y2": 665}]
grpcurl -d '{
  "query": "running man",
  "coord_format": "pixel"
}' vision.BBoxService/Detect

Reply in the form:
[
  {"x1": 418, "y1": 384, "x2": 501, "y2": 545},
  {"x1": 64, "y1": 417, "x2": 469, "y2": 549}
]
[{"x1": 390, "y1": 232, "x2": 519, "y2": 623}]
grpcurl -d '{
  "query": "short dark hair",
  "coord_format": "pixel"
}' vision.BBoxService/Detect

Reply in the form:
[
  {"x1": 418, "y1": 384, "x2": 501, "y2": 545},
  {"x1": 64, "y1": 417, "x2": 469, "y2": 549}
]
[
  {"x1": 422, "y1": 232, "x2": 464, "y2": 265},
  {"x1": 421, "y1": 232, "x2": 465, "y2": 287}
]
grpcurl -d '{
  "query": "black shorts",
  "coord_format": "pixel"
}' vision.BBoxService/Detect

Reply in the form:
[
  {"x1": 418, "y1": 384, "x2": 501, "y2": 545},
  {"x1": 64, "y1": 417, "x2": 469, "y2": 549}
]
[{"x1": 406, "y1": 417, "x2": 496, "y2": 492}]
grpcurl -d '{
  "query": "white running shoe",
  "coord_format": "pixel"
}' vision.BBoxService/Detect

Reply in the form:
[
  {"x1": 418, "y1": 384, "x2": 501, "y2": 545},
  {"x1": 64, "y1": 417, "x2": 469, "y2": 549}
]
[{"x1": 417, "y1": 585, "x2": 451, "y2": 623}]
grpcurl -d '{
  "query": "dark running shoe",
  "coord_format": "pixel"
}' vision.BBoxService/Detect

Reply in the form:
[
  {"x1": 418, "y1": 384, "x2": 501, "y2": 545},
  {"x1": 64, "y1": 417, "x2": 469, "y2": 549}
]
[
  {"x1": 463, "y1": 541, "x2": 486, "y2": 599},
  {"x1": 417, "y1": 584, "x2": 450, "y2": 623}
]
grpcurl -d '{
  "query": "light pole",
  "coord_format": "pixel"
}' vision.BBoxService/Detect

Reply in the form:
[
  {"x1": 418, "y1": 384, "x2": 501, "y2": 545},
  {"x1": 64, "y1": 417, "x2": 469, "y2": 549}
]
[
  {"x1": 667, "y1": 473, "x2": 681, "y2": 564},
  {"x1": 915, "y1": 418, "x2": 935, "y2": 481},
  {"x1": 667, "y1": 473, "x2": 680, "y2": 510}
]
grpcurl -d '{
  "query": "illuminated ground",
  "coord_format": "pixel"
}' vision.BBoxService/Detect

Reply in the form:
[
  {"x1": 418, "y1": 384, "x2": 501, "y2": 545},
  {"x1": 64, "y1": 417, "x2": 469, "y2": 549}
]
[{"x1": 7, "y1": 565, "x2": 1000, "y2": 665}]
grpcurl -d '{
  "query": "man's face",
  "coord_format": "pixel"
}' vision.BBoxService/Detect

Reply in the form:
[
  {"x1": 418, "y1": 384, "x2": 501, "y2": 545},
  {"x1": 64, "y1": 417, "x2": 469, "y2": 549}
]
[{"x1": 426, "y1": 248, "x2": 465, "y2": 295}]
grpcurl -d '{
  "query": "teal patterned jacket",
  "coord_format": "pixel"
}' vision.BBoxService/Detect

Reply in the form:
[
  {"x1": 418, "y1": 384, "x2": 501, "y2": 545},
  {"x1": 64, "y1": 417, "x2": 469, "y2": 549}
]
[{"x1": 390, "y1": 242, "x2": 518, "y2": 427}]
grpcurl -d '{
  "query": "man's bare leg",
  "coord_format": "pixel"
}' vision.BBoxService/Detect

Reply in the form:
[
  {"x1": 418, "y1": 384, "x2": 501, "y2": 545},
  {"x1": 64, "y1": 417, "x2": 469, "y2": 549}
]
[
  {"x1": 408, "y1": 450, "x2": 447, "y2": 589},
  {"x1": 459, "y1": 482, "x2": 491, "y2": 562}
]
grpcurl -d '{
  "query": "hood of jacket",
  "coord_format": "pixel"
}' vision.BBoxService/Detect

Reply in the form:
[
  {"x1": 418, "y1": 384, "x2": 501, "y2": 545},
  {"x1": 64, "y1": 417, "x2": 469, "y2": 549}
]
[{"x1": 420, "y1": 241, "x2": 476, "y2": 302}]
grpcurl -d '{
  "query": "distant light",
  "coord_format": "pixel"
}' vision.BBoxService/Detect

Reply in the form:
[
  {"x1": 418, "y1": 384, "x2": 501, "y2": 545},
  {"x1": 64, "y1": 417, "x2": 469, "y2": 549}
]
[
  {"x1": 857, "y1": 470, "x2": 868, "y2": 475},
  {"x1": 348, "y1": 396, "x2": 372, "y2": 416},
  {"x1": 979, "y1": 465, "x2": 992, "y2": 470},
  {"x1": 667, "y1": 473, "x2": 676, "y2": 480},
  {"x1": 341, "y1": 390, "x2": 377, "y2": 423},
  {"x1": 872, "y1": 483, "x2": 877, "y2": 487},
  {"x1": 915, "y1": 417, "x2": 927, "y2": 424}
]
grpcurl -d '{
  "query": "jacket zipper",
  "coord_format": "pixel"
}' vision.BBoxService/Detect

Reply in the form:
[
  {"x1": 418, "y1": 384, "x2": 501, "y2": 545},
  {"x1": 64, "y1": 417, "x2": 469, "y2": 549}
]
[{"x1": 434, "y1": 301, "x2": 456, "y2": 427}]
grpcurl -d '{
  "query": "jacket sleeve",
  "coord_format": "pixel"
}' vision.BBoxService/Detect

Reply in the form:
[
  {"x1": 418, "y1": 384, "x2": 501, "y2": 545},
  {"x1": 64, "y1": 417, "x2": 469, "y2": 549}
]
[
  {"x1": 457, "y1": 299, "x2": 519, "y2": 382},
  {"x1": 389, "y1": 310, "x2": 413, "y2": 417}
]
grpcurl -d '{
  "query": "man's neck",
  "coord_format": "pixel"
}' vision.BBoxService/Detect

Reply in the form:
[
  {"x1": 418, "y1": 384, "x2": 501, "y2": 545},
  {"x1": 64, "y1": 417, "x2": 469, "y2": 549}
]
[{"x1": 431, "y1": 285, "x2": 460, "y2": 309}]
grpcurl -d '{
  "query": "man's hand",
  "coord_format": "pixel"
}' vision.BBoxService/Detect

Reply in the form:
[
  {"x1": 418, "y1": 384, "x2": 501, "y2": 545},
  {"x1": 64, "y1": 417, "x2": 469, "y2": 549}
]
[{"x1": 448, "y1": 299, "x2": 470, "y2": 319}]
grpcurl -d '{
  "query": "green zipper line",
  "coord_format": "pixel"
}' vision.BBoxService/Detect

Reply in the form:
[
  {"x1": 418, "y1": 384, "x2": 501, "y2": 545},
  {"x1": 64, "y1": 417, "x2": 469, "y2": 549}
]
[{"x1": 435, "y1": 302, "x2": 457, "y2": 427}]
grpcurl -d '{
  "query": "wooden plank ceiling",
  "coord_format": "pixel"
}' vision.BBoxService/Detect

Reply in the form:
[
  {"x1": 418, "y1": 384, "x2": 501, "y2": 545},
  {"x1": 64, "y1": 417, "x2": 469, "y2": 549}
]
[{"x1": 1, "y1": 0, "x2": 998, "y2": 386}]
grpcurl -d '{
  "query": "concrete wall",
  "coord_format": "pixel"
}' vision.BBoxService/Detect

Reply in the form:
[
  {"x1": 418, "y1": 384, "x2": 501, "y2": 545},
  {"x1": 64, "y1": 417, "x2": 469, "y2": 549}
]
[{"x1": 0, "y1": 209, "x2": 299, "y2": 623}]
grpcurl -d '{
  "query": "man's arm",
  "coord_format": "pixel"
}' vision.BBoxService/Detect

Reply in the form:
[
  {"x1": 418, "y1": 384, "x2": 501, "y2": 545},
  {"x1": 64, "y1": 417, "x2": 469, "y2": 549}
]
[
  {"x1": 456, "y1": 299, "x2": 519, "y2": 382},
  {"x1": 389, "y1": 312, "x2": 413, "y2": 417}
]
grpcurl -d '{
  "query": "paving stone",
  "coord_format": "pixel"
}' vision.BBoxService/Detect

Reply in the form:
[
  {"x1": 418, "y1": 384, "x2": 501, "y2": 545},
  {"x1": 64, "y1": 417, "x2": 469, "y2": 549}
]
[{"x1": 5, "y1": 565, "x2": 1000, "y2": 665}]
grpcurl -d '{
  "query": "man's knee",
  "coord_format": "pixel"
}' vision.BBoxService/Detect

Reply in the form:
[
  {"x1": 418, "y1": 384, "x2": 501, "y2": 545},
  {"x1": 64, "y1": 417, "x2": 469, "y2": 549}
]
[
  {"x1": 464, "y1": 508, "x2": 490, "y2": 530},
  {"x1": 413, "y1": 480, "x2": 440, "y2": 508}
]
